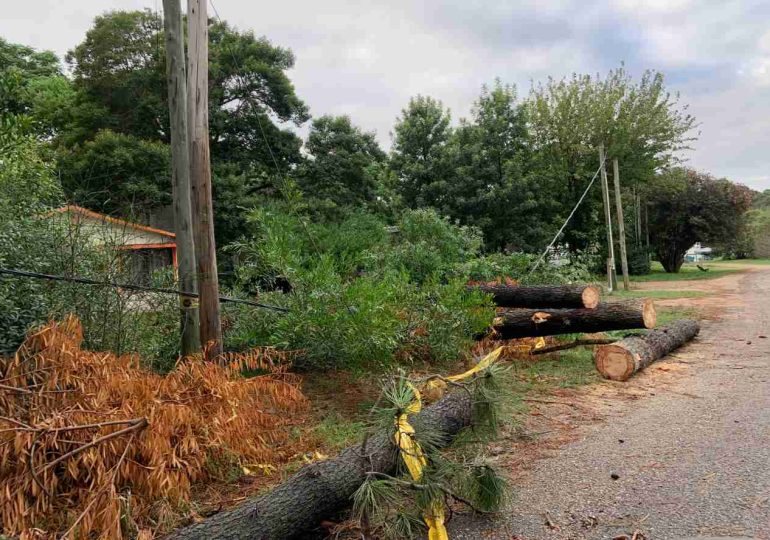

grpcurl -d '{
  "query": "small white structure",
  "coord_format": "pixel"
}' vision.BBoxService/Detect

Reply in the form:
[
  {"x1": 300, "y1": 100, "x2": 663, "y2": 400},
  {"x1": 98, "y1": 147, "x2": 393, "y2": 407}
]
[{"x1": 684, "y1": 242, "x2": 712, "y2": 262}]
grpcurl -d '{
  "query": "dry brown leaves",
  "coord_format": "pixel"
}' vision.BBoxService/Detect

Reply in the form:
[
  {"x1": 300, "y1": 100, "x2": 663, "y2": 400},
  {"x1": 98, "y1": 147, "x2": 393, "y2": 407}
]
[{"x1": 0, "y1": 316, "x2": 309, "y2": 539}]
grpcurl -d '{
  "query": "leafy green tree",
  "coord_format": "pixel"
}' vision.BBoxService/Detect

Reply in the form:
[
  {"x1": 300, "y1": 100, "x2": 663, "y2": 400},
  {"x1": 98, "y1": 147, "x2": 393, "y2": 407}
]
[
  {"x1": 391, "y1": 95, "x2": 453, "y2": 208},
  {"x1": 527, "y1": 67, "x2": 696, "y2": 251},
  {"x1": 57, "y1": 130, "x2": 171, "y2": 217},
  {"x1": 424, "y1": 81, "x2": 551, "y2": 251},
  {"x1": 57, "y1": 9, "x2": 308, "y2": 227},
  {"x1": 647, "y1": 168, "x2": 752, "y2": 272},
  {"x1": 298, "y1": 115, "x2": 387, "y2": 211}
]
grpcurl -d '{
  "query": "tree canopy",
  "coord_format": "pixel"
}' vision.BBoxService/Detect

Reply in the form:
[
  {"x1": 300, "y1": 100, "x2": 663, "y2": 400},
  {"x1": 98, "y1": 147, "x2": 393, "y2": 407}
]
[{"x1": 647, "y1": 168, "x2": 753, "y2": 272}]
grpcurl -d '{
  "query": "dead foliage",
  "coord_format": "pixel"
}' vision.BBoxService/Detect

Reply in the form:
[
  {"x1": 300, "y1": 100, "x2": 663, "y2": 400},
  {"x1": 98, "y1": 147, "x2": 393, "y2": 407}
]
[{"x1": 0, "y1": 316, "x2": 309, "y2": 539}]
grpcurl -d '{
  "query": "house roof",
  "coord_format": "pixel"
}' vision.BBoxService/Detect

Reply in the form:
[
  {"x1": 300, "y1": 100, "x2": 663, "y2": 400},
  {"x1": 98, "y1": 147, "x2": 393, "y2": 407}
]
[{"x1": 53, "y1": 205, "x2": 176, "y2": 239}]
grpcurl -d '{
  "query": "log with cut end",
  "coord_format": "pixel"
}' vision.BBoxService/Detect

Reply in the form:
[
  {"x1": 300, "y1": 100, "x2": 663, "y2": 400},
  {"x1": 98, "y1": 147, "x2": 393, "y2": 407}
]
[
  {"x1": 491, "y1": 299, "x2": 656, "y2": 339},
  {"x1": 165, "y1": 391, "x2": 473, "y2": 540},
  {"x1": 469, "y1": 283, "x2": 601, "y2": 309},
  {"x1": 594, "y1": 319, "x2": 700, "y2": 381}
]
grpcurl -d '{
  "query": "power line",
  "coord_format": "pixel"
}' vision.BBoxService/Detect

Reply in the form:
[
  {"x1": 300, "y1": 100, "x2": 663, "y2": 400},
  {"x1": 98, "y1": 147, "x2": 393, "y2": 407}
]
[
  {"x1": 528, "y1": 160, "x2": 605, "y2": 275},
  {"x1": 0, "y1": 267, "x2": 289, "y2": 313}
]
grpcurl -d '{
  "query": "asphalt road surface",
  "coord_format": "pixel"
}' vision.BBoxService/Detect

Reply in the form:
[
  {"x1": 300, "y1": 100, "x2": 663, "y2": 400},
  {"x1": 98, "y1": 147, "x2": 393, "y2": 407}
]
[{"x1": 448, "y1": 268, "x2": 770, "y2": 540}]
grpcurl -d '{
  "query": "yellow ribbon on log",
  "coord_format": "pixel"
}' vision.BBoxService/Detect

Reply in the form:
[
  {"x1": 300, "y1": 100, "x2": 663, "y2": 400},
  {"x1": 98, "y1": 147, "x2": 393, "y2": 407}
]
[{"x1": 394, "y1": 346, "x2": 506, "y2": 540}]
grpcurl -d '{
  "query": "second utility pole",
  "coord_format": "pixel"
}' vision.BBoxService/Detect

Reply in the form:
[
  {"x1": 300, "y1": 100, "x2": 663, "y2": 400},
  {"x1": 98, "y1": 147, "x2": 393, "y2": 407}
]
[
  {"x1": 599, "y1": 145, "x2": 616, "y2": 292},
  {"x1": 188, "y1": 0, "x2": 223, "y2": 357},
  {"x1": 612, "y1": 159, "x2": 630, "y2": 290}
]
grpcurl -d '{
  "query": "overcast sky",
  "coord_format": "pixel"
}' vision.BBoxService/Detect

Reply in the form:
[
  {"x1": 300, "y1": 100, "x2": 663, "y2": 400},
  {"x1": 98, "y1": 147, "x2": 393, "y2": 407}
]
[{"x1": 3, "y1": 0, "x2": 770, "y2": 190}]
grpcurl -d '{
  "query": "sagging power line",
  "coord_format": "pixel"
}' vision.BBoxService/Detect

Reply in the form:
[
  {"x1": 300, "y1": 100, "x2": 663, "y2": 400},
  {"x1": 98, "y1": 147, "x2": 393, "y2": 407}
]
[{"x1": 0, "y1": 267, "x2": 289, "y2": 313}]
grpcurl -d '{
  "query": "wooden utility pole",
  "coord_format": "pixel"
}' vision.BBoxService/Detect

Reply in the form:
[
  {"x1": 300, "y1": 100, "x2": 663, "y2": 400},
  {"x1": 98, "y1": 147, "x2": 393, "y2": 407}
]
[
  {"x1": 599, "y1": 145, "x2": 616, "y2": 292},
  {"x1": 187, "y1": 0, "x2": 223, "y2": 357},
  {"x1": 163, "y1": 0, "x2": 200, "y2": 356},
  {"x1": 612, "y1": 159, "x2": 630, "y2": 290}
]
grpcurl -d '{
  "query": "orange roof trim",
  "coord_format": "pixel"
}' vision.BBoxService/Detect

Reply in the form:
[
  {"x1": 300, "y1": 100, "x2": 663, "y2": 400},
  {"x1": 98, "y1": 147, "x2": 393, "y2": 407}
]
[{"x1": 54, "y1": 205, "x2": 176, "y2": 239}]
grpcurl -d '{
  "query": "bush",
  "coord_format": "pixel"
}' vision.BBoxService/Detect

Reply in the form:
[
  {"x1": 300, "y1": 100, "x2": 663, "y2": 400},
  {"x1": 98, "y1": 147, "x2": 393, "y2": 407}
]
[{"x1": 227, "y1": 207, "x2": 494, "y2": 371}]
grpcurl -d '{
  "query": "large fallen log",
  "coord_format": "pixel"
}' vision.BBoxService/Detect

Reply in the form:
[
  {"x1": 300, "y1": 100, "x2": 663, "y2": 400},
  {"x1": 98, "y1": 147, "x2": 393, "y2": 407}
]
[
  {"x1": 594, "y1": 319, "x2": 700, "y2": 381},
  {"x1": 469, "y1": 283, "x2": 600, "y2": 309},
  {"x1": 165, "y1": 391, "x2": 473, "y2": 540},
  {"x1": 491, "y1": 299, "x2": 656, "y2": 339}
]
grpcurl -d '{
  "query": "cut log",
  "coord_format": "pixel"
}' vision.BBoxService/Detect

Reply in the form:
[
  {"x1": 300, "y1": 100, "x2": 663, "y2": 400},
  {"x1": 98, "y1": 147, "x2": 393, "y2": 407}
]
[
  {"x1": 594, "y1": 319, "x2": 700, "y2": 381},
  {"x1": 165, "y1": 391, "x2": 473, "y2": 540},
  {"x1": 469, "y1": 283, "x2": 600, "y2": 309},
  {"x1": 491, "y1": 299, "x2": 656, "y2": 339}
]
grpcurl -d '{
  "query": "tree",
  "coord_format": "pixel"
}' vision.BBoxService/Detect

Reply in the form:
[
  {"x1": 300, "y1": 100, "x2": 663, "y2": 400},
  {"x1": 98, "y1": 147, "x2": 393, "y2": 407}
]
[
  {"x1": 527, "y1": 67, "x2": 697, "y2": 252},
  {"x1": 426, "y1": 81, "x2": 551, "y2": 251},
  {"x1": 57, "y1": 130, "x2": 171, "y2": 218},
  {"x1": 391, "y1": 95, "x2": 453, "y2": 208},
  {"x1": 65, "y1": 10, "x2": 308, "y2": 164},
  {"x1": 298, "y1": 115, "x2": 386, "y2": 211},
  {"x1": 647, "y1": 168, "x2": 752, "y2": 272},
  {"x1": 58, "y1": 10, "x2": 308, "y2": 226}
]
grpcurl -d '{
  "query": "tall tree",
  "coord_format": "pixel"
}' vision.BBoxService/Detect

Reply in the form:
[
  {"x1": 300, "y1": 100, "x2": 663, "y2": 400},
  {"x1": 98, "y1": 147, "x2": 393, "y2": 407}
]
[
  {"x1": 391, "y1": 95, "x2": 453, "y2": 208},
  {"x1": 647, "y1": 168, "x2": 752, "y2": 272},
  {"x1": 417, "y1": 81, "x2": 549, "y2": 251},
  {"x1": 298, "y1": 115, "x2": 386, "y2": 211},
  {"x1": 59, "y1": 10, "x2": 309, "y2": 212},
  {"x1": 527, "y1": 67, "x2": 697, "y2": 252}
]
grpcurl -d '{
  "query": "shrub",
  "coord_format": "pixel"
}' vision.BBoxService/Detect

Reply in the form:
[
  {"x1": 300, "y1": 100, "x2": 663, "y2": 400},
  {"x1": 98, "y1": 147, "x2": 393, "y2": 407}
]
[{"x1": 227, "y1": 208, "x2": 494, "y2": 371}]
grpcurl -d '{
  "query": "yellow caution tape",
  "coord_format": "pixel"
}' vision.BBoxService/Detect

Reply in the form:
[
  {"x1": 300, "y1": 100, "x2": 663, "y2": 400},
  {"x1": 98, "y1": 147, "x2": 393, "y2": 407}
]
[{"x1": 395, "y1": 347, "x2": 504, "y2": 540}]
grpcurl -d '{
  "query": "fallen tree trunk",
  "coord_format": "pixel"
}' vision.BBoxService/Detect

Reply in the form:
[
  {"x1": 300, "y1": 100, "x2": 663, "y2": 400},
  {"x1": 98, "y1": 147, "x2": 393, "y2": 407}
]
[
  {"x1": 165, "y1": 391, "x2": 473, "y2": 540},
  {"x1": 594, "y1": 319, "x2": 700, "y2": 381},
  {"x1": 491, "y1": 299, "x2": 656, "y2": 339},
  {"x1": 469, "y1": 283, "x2": 600, "y2": 309}
]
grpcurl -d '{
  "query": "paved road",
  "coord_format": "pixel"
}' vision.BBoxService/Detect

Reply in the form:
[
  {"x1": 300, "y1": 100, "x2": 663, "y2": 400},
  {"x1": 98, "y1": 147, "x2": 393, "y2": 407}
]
[{"x1": 448, "y1": 269, "x2": 770, "y2": 540}]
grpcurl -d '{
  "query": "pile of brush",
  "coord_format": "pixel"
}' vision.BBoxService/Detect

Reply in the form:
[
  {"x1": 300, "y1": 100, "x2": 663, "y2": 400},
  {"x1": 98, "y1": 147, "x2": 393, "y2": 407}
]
[{"x1": 0, "y1": 316, "x2": 309, "y2": 539}]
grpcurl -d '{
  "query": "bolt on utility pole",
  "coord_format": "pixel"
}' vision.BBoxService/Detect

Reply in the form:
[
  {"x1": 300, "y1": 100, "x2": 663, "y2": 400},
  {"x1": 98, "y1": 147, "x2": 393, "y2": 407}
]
[
  {"x1": 162, "y1": 0, "x2": 200, "y2": 356},
  {"x1": 613, "y1": 158, "x2": 631, "y2": 291},
  {"x1": 188, "y1": 0, "x2": 223, "y2": 357},
  {"x1": 599, "y1": 145, "x2": 616, "y2": 292}
]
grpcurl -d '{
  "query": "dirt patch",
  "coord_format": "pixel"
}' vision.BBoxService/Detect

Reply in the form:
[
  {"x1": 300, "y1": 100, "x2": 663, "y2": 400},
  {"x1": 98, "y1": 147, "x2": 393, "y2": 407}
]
[{"x1": 633, "y1": 266, "x2": 754, "y2": 319}]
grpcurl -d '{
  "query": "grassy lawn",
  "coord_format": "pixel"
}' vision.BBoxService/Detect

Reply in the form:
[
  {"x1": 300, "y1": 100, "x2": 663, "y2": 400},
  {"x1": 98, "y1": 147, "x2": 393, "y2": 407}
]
[
  {"x1": 628, "y1": 261, "x2": 740, "y2": 282},
  {"x1": 609, "y1": 289, "x2": 707, "y2": 300}
]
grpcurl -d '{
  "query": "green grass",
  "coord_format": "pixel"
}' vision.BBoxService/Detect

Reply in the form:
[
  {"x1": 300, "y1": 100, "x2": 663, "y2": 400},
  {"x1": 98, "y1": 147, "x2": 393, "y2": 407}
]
[
  {"x1": 512, "y1": 348, "x2": 601, "y2": 391},
  {"x1": 656, "y1": 305, "x2": 700, "y2": 325},
  {"x1": 628, "y1": 261, "x2": 740, "y2": 282},
  {"x1": 312, "y1": 413, "x2": 367, "y2": 450}
]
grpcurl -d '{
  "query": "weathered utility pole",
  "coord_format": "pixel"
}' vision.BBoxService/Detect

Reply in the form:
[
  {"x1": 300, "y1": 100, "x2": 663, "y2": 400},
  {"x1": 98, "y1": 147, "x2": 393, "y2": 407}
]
[
  {"x1": 599, "y1": 145, "x2": 616, "y2": 292},
  {"x1": 613, "y1": 159, "x2": 630, "y2": 290},
  {"x1": 187, "y1": 0, "x2": 223, "y2": 357},
  {"x1": 163, "y1": 0, "x2": 200, "y2": 356}
]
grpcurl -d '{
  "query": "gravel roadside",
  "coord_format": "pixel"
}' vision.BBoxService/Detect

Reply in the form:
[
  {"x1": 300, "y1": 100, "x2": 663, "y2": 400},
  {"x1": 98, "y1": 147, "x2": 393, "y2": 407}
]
[{"x1": 447, "y1": 269, "x2": 770, "y2": 540}]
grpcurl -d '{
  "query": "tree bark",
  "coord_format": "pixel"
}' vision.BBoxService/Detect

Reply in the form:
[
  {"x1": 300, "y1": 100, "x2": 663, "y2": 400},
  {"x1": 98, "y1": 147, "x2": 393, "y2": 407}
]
[
  {"x1": 594, "y1": 319, "x2": 699, "y2": 381},
  {"x1": 165, "y1": 391, "x2": 473, "y2": 540},
  {"x1": 491, "y1": 300, "x2": 656, "y2": 339},
  {"x1": 469, "y1": 284, "x2": 600, "y2": 309}
]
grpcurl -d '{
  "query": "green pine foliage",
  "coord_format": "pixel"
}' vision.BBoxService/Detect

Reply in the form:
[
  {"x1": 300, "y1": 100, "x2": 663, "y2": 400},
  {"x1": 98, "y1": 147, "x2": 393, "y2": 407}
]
[{"x1": 351, "y1": 365, "x2": 511, "y2": 539}]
